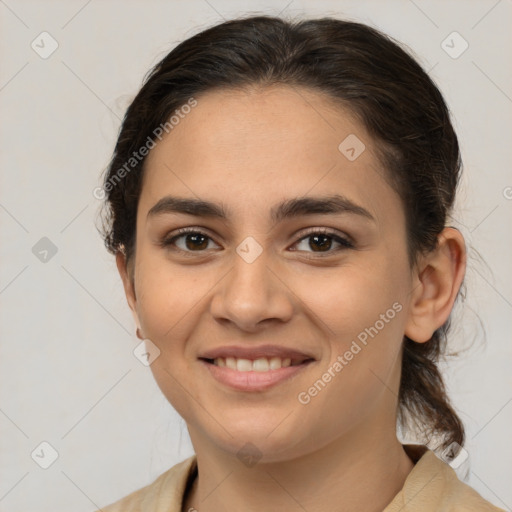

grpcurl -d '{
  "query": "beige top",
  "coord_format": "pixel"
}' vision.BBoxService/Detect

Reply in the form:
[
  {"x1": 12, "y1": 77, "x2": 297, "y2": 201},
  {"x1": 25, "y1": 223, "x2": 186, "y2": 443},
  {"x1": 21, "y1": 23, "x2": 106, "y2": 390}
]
[{"x1": 97, "y1": 444, "x2": 505, "y2": 511}]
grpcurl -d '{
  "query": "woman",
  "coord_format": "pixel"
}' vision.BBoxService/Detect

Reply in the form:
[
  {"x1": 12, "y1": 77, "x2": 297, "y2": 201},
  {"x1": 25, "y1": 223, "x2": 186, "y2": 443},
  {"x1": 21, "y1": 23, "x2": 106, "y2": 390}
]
[{"x1": 96, "y1": 14, "x2": 504, "y2": 512}]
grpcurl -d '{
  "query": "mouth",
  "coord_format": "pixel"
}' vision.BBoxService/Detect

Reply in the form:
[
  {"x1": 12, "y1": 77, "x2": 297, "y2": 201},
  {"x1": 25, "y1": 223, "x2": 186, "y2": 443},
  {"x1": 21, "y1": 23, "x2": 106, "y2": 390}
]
[
  {"x1": 198, "y1": 348, "x2": 316, "y2": 391},
  {"x1": 199, "y1": 355, "x2": 314, "y2": 371}
]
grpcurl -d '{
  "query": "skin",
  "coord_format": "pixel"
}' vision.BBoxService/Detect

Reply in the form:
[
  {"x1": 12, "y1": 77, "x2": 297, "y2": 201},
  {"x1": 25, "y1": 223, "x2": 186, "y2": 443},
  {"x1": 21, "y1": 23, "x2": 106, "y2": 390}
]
[{"x1": 116, "y1": 85, "x2": 466, "y2": 512}]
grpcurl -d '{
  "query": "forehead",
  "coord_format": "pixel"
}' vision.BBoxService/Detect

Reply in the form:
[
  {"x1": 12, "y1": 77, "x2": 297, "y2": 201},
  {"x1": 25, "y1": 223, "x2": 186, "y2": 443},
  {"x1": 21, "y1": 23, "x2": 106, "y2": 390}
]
[
  {"x1": 140, "y1": 85, "x2": 402, "y2": 226},
  {"x1": 145, "y1": 85, "x2": 363, "y2": 171}
]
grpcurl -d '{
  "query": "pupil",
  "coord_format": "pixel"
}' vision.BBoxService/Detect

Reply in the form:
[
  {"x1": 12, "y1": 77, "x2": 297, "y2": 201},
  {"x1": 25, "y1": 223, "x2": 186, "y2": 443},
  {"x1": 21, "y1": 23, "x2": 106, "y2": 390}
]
[
  {"x1": 186, "y1": 234, "x2": 208, "y2": 250},
  {"x1": 310, "y1": 234, "x2": 331, "y2": 252}
]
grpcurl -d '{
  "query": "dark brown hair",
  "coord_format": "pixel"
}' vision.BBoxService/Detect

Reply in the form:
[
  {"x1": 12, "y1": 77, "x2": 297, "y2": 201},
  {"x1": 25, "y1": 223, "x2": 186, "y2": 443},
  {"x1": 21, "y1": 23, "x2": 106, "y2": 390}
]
[{"x1": 99, "y1": 15, "x2": 465, "y2": 455}]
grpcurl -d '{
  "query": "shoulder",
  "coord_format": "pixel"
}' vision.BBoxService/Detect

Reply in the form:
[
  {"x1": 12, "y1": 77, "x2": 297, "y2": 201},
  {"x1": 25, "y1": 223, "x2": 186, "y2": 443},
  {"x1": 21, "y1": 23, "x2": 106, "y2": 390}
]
[
  {"x1": 95, "y1": 455, "x2": 197, "y2": 512},
  {"x1": 385, "y1": 446, "x2": 506, "y2": 512}
]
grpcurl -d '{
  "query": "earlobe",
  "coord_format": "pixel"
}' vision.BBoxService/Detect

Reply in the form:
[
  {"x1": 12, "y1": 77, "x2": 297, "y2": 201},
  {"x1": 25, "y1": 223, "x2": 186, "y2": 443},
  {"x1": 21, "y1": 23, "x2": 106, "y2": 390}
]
[{"x1": 404, "y1": 227, "x2": 466, "y2": 343}]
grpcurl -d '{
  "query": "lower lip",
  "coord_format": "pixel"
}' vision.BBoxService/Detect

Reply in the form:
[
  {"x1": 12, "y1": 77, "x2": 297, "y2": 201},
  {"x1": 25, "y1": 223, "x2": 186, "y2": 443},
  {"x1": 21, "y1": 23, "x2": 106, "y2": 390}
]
[{"x1": 200, "y1": 359, "x2": 314, "y2": 392}]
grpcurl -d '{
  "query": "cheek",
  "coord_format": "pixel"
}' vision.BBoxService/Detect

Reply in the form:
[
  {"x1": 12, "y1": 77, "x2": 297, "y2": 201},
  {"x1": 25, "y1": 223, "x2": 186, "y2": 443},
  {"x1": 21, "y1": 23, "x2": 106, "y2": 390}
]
[
  {"x1": 295, "y1": 268, "x2": 407, "y2": 444},
  {"x1": 133, "y1": 254, "x2": 207, "y2": 417},
  {"x1": 296, "y1": 258, "x2": 408, "y2": 342},
  {"x1": 294, "y1": 253, "x2": 408, "y2": 404},
  {"x1": 134, "y1": 246, "x2": 206, "y2": 343}
]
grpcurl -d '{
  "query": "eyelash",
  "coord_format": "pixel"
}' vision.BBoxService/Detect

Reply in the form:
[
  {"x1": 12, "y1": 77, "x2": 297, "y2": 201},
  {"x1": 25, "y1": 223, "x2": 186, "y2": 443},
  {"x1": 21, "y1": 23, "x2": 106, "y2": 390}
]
[{"x1": 159, "y1": 227, "x2": 354, "y2": 257}]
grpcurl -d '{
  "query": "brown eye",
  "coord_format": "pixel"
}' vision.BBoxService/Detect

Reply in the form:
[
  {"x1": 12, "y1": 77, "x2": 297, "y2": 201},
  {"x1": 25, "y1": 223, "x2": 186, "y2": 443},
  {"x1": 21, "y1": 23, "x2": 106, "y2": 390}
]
[
  {"x1": 161, "y1": 229, "x2": 219, "y2": 253},
  {"x1": 292, "y1": 229, "x2": 353, "y2": 255},
  {"x1": 308, "y1": 233, "x2": 333, "y2": 252},
  {"x1": 182, "y1": 232, "x2": 209, "y2": 250}
]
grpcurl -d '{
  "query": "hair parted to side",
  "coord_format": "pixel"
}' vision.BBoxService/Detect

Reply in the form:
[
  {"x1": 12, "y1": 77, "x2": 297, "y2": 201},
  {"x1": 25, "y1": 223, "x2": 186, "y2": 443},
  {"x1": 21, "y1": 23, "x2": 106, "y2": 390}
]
[{"x1": 99, "y1": 15, "x2": 465, "y2": 455}]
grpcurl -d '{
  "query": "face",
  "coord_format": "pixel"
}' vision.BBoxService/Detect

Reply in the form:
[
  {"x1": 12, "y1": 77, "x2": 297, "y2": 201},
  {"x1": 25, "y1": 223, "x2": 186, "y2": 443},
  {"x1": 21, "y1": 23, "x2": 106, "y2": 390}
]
[{"x1": 122, "y1": 85, "x2": 417, "y2": 462}]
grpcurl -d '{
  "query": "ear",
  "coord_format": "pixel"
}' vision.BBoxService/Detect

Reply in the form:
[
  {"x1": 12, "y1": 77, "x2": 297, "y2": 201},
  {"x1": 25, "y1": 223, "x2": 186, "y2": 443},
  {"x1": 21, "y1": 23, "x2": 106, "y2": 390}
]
[
  {"x1": 404, "y1": 227, "x2": 466, "y2": 343},
  {"x1": 115, "y1": 251, "x2": 141, "y2": 332}
]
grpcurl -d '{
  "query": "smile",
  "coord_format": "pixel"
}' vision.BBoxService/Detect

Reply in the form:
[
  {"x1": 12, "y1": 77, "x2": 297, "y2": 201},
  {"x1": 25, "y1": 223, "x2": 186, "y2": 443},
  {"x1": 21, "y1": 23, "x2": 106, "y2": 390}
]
[
  {"x1": 199, "y1": 356, "x2": 315, "y2": 391},
  {"x1": 206, "y1": 356, "x2": 307, "y2": 371}
]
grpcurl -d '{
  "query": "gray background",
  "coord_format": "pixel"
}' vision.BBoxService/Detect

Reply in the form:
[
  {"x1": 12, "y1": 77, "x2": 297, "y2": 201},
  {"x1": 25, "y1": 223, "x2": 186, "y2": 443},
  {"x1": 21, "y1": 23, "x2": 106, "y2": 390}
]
[{"x1": 0, "y1": 0, "x2": 511, "y2": 510}]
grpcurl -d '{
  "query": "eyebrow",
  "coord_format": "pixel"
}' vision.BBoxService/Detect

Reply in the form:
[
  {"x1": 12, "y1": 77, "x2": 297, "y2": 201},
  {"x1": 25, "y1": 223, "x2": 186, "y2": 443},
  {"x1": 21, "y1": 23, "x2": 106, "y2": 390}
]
[{"x1": 147, "y1": 194, "x2": 375, "y2": 223}]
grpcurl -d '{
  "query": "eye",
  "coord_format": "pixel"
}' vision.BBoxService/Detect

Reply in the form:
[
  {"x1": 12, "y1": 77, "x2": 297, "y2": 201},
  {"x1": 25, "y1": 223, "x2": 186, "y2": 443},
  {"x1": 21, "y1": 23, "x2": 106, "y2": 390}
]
[
  {"x1": 290, "y1": 228, "x2": 354, "y2": 256},
  {"x1": 160, "y1": 227, "x2": 354, "y2": 256},
  {"x1": 160, "y1": 228, "x2": 220, "y2": 253}
]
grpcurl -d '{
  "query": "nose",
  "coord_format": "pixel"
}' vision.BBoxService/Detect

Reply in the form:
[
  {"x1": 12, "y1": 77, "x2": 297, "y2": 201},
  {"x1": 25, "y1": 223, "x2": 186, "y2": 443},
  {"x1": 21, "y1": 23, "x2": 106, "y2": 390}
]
[{"x1": 210, "y1": 248, "x2": 294, "y2": 332}]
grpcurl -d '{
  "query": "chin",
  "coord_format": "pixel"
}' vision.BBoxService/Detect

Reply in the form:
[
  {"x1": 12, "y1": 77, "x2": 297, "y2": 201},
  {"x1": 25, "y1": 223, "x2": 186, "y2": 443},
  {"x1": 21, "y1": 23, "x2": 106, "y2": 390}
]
[{"x1": 203, "y1": 414, "x2": 309, "y2": 463}]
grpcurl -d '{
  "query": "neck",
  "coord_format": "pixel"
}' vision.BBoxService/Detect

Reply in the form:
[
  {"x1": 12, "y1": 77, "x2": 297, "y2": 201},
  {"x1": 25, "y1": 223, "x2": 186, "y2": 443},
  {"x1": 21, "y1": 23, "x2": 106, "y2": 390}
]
[{"x1": 183, "y1": 426, "x2": 415, "y2": 512}]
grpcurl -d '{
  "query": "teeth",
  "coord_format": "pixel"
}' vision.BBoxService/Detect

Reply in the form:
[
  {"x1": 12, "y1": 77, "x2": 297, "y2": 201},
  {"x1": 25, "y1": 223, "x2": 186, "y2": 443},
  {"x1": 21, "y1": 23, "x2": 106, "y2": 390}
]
[
  {"x1": 225, "y1": 357, "x2": 237, "y2": 370},
  {"x1": 213, "y1": 356, "x2": 294, "y2": 371},
  {"x1": 270, "y1": 356, "x2": 283, "y2": 370},
  {"x1": 253, "y1": 358, "x2": 269, "y2": 372},
  {"x1": 236, "y1": 358, "x2": 253, "y2": 372}
]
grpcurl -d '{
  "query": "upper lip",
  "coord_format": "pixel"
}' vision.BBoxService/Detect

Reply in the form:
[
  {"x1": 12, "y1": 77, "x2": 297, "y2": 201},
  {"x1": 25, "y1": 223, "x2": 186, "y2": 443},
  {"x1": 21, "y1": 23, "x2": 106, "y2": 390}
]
[{"x1": 198, "y1": 344, "x2": 316, "y2": 363}]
